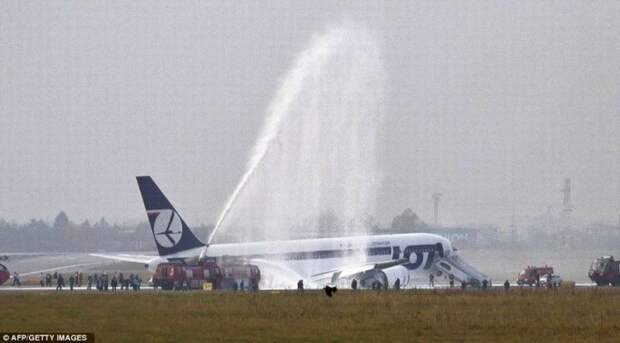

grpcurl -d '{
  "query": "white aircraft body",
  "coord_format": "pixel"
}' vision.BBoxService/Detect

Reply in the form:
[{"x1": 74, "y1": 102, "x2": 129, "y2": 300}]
[{"x1": 92, "y1": 177, "x2": 489, "y2": 289}]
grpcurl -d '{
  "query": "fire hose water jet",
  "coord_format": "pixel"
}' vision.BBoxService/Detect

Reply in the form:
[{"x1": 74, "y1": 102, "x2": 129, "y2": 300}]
[{"x1": 202, "y1": 23, "x2": 385, "y2": 270}]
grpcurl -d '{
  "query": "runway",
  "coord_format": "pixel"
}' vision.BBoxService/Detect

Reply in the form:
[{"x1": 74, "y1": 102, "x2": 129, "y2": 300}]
[
  {"x1": 0, "y1": 252, "x2": 152, "y2": 281},
  {"x1": 0, "y1": 282, "x2": 599, "y2": 292}
]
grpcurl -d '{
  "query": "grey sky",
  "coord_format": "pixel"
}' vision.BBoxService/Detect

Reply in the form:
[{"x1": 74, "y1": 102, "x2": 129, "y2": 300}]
[{"x1": 1, "y1": 1, "x2": 619, "y2": 227}]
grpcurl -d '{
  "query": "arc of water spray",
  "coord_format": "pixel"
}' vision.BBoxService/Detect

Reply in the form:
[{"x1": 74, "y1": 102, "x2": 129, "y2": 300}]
[{"x1": 199, "y1": 31, "x2": 338, "y2": 259}]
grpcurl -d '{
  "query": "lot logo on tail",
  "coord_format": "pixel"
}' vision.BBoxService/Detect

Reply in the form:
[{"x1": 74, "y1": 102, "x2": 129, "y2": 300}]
[{"x1": 150, "y1": 209, "x2": 183, "y2": 248}]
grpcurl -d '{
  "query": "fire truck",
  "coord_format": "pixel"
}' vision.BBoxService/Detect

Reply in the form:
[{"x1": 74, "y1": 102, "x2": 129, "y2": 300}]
[
  {"x1": 152, "y1": 259, "x2": 261, "y2": 291},
  {"x1": 0, "y1": 263, "x2": 9, "y2": 286},
  {"x1": 516, "y1": 265, "x2": 554, "y2": 286},
  {"x1": 588, "y1": 256, "x2": 620, "y2": 286}
]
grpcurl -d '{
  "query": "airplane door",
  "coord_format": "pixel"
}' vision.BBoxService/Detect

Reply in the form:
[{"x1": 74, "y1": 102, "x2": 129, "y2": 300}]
[{"x1": 392, "y1": 246, "x2": 401, "y2": 260}]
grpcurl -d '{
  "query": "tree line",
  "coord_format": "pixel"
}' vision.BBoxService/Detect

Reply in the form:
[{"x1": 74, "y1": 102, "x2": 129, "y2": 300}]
[{"x1": 0, "y1": 209, "x2": 429, "y2": 252}]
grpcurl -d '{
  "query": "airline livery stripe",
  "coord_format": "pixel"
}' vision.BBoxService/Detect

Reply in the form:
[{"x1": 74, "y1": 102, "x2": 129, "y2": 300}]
[{"x1": 227, "y1": 246, "x2": 392, "y2": 261}]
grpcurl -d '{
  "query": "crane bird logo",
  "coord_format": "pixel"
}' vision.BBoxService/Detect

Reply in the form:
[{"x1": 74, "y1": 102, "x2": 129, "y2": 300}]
[{"x1": 151, "y1": 209, "x2": 183, "y2": 248}]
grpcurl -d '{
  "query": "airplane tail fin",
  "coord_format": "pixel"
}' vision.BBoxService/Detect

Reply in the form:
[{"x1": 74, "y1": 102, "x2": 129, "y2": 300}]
[{"x1": 136, "y1": 176, "x2": 205, "y2": 256}]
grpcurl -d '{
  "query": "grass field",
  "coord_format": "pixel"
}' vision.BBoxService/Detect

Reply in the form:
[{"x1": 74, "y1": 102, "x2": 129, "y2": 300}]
[{"x1": 2, "y1": 288, "x2": 620, "y2": 342}]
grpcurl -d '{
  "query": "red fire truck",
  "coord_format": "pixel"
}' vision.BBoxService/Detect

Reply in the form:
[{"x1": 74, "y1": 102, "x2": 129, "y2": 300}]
[
  {"x1": 0, "y1": 263, "x2": 9, "y2": 286},
  {"x1": 220, "y1": 263, "x2": 261, "y2": 290},
  {"x1": 516, "y1": 265, "x2": 554, "y2": 286},
  {"x1": 152, "y1": 260, "x2": 261, "y2": 291},
  {"x1": 588, "y1": 256, "x2": 620, "y2": 286},
  {"x1": 152, "y1": 261, "x2": 222, "y2": 290}
]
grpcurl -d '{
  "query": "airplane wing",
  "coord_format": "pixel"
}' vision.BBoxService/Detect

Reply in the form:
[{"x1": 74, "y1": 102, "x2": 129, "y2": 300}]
[
  {"x1": 18, "y1": 263, "x2": 104, "y2": 277},
  {"x1": 89, "y1": 253, "x2": 160, "y2": 265},
  {"x1": 309, "y1": 259, "x2": 409, "y2": 286}
]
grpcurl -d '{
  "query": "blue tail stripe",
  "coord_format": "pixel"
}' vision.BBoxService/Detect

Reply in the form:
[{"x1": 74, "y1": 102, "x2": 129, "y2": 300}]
[
  {"x1": 136, "y1": 176, "x2": 174, "y2": 211},
  {"x1": 136, "y1": 176, "x2": 205, "y2": 257}
]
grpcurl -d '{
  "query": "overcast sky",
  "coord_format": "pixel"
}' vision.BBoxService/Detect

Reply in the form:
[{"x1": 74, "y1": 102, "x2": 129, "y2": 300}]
[{"x1": 1, "y1": 1, "x2": 619, "y2": 228}]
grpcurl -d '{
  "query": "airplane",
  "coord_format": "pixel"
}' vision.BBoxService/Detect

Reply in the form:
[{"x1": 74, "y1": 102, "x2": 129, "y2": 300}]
[{"x1": 92, "y1": 176, "x2": 489, "y2": 289}]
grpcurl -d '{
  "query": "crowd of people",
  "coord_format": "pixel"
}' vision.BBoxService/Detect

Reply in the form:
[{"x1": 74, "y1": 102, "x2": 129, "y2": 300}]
[
  {"x1": 8, "y1": 271, "x2": 514, "y2": 292},
  {"x1": 33, "y1": 271, "x2": 143, "y2": 291}
]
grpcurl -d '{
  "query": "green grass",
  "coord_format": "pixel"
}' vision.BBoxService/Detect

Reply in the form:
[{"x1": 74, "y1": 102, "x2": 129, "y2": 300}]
[{"x1": 2, "y1": 288, "x2": 620, "y2": 342}]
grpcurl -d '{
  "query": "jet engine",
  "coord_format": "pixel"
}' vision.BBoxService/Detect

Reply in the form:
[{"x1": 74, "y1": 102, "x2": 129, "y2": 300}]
[
  {"x1": 340, "y1": 265, "x2": 411, "y2": 289},
  {"x1": 380, "y1": 265, "x2": 410, "y2": 289}
]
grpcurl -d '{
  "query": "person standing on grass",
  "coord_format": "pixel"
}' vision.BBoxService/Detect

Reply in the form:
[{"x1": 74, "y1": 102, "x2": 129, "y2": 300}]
[
  {"x1": 351, "y1": 279, "x2": 358, "y2": 291},
  {"x1": 504, "y1": 280, "x2": 510, "y2": 290},
  {"x1": 111, "y1": 275, "x2": 118, "y2": 291},
  {"x1": 297, "y1": 279, "x2": 304, "y2": 292},
  {"x1": 56, "y1": 274, "x2": 64, "y2": 291},
  {"x1": 12, "y1": 272, "x2": 21, "y2": 286},
  {"x1": 69, "y1": 274, "x2": 75, "y2": 291},
  {"x1": 449, "y1": 274, "x2": 455, "y2": 288},
  {"x1": 119, "y1": 273, "x2": 125, "y2": 290},
  {"x1": 87, "y1": 274, "x2": 93, "y2": 290},
  {"x1": 394, "y1": 278, "x2": 401, "y2": 290},
  {"x1": 429, "y1": 274, "x2": 434, "y2": 288}
]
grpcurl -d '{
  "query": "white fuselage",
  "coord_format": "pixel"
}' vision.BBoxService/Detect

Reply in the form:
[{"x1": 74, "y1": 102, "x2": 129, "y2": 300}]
[{"x1": 159, "y1": 233, "x2": 454, "y2": 282}]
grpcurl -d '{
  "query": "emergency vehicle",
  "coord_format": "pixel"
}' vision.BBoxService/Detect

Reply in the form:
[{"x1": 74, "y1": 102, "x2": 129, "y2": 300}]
[
  {"x1": 589, "y1": 256, "x2": 620, "y2": 286},
  {"x1": 516, "y1": 265, "x2": 554, "y2": 286},
  {"x1": 152, "y1": 259, "x2": 261, "y2": 291},
  {"x1": 0, "y1": 263, "x2": 9, "y2": 285},
  {"x1": 152, "y1": 261, "x2": 222, "y2": 290}
]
